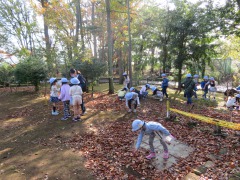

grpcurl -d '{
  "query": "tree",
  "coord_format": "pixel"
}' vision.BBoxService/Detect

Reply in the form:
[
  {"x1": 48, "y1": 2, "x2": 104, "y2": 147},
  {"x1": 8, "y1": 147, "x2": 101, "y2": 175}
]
[
  {"x1": 15, "y1": 56, "x2": 48, "y2": 91},
  {"x1": 105, "y1": 0, "x2": 114, "y2": 94},
  {"x1": 0, "y1": 63, "x2": 14, "y2": 86}
]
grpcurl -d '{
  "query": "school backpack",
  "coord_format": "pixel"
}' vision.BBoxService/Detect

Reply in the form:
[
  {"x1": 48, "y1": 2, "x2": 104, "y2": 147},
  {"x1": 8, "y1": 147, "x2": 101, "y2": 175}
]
[{"x1": 77, "y1": 74, "x2": 87, "y2": 92}]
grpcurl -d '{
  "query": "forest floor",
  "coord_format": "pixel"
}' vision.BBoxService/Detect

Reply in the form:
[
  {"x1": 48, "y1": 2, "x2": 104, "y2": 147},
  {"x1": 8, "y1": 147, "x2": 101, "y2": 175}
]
[{"x1": 0, "y1": 84, "x2": 239, "y2": 180}]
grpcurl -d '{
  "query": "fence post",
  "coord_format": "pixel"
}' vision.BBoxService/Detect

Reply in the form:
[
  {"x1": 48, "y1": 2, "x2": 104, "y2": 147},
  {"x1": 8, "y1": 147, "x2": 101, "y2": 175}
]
[{"x1": 166, "y1": 99, "x2": 170, "y2": 118}]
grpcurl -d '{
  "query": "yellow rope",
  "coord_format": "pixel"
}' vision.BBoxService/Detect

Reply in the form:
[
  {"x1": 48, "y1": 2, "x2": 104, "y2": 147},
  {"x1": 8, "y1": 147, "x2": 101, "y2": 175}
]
[{"x1": 170, "y1": 108, "x2": 240, "y2": 131}]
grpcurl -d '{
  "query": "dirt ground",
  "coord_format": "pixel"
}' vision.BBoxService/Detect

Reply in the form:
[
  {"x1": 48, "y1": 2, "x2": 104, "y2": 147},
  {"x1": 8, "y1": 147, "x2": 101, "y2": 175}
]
[
  {"x1": 0, "y1": 85, "x2": 239, "y2": 179},
  {"x1": 0, "y1": 87, "x2": 114, "y2": 180}
]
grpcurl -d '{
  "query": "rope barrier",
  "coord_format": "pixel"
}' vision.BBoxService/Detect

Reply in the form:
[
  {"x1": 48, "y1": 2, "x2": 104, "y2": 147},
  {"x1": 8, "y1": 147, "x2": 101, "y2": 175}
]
[{"x1": 170, "y1": 108, "x2": 240, "y2": 131}]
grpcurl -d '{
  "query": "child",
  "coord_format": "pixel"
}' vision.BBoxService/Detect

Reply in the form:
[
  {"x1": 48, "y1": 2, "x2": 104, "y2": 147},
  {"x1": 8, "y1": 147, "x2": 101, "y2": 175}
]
[
  {"x1": 49, "y1": 77, "x2": 60, "y2": 115},
  {"x1": 70, "y1": 68, "x2": 86, "y2": 116},
  {"x1": 161, "y1": 74, "x2": 169, "y2": 99},
  {"x1": 58, "y1": 78, "x2": 71, "y2": 120},
  {"x1": 130, "y1": 87, "x2": 141, "y2": 104},
  {"x1": 193, "y1": 74, "x2": 199, "y2": 99},
  {"x1": 226, "y1": 96, "x2": 239, "y2": 110},
  {"x1": 132, "y1": 119, "x2": 174, "y2": 159},
  {"x1": 140, "y1": 84, "x2": 150, "y2": 98},
  {"x1": 122, "y1": 72, "x2": 130, "y2": 90},
  {"x1": 182, "y1": 74, "x2": 195, "y2": 105},
  {"x1": 208, "y1": 77, "x2": 217, "y2": 100},
  {"x1": 201, "y1": 76, "x2": 209, "y2": 99},
  {"x1": 69, "y1": 77, "x2": 83, "y2": 121},
  {"x1": 117, "y1": 89, "x2": 127, "y2": 101},
  {"x1": 151, "y1": 86, "x2": 163, "y2": 101},
  {"x1": 125, "y1": 92, "x2": 139, "y2": 113}
]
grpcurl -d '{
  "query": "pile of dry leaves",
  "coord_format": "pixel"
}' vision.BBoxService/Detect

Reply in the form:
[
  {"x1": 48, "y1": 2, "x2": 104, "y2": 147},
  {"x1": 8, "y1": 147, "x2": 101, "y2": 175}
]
[{"x1": 67, "y1": 93, "x2": 240, "y2": 179}]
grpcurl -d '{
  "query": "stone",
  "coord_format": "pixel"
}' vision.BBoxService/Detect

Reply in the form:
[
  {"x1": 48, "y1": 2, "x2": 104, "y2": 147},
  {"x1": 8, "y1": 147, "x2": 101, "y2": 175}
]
[
  {"x1": 192, "y1": 165, "x2": 207, "y2": 175},
  {"x1": 138, "y1": 136, "x2": 194, "y2": 170},
  {"x1": 204, "y1": 161, "x2": 215, "y2": 168},
  {"x1": 183, "y1": 172, "x2": 200, "y2": 180}
]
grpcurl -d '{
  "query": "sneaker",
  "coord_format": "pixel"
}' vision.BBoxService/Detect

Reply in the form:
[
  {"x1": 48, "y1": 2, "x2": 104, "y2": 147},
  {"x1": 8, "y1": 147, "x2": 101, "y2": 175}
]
[
  {"x1": 81, "y1": 111, "x2": 87, "y2": 116},
  {"x1": 146, "y1": 152, "x2": 156, "y2": 160},
  {"x1": 76, "y1": 116, "x2": 81, "y2": 120},
  {"x1": 72, "y1": 117, "x2": 79, "y2": 122},
  {"x1": 128, "y1": 109, "x2": 132, "y2": 113},
  {"x1": 52, "y1": 111, "x2": 59, "y2": 115},
  {"x1": 68, "y1": 114, "x2": 71, "y2": 118},
  {"x1": 133, "y1": 109, "x2": 136, "y2": 113},
  {"x1": 159, "y1": 98, "x2": 163, "y2": 102},
  {"x1": 61, "y1": 117, "x2": 68, "y2": 121},
  {"x1": 163, "y1": 151, "x2": 169, "y2": 159}
]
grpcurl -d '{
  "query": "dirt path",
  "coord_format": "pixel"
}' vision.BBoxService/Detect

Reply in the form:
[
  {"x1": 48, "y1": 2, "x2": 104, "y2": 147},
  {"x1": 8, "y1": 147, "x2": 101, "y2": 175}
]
[{"x1": 0, "y1": 92, "x2": 97, "y2": 180}]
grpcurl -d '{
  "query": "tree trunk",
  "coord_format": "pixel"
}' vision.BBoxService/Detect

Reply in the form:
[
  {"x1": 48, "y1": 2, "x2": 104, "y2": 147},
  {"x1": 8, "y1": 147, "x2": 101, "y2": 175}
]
[
  {"x1": 105, "y1": 0, "x2": 114, "y2": 94},
  {"x1": 127, "y1": 0, "x2": 132, "y2": 87},
  {"x1": 40, "y1": 0, "x2": 52, "y2": 72},
  {"x1": 150, "y1": 48, "x2": 154, "y2": 73},
  {"x1": 79, "y1": 0, "x2": 85, "y2": 51},
  {"x1": 92, "y1": 2, "x2": 97, "y2": 58},
  {"x1": 162, "y1": 44, "x2": 167, "y2": 73},
  {"x1": 177, "y1": 67, "x2": 182, "y2": 89},
  {"x1": 118, "y1": 49, "x2": 124, "y2": 84},
  {"x1": 74, "y1": 0, "x2": 80, "y2": 59}
]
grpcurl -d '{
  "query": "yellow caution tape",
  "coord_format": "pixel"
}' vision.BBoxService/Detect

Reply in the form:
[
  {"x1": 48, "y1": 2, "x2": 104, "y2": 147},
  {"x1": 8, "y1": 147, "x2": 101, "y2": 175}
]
[{"x1": 170, "y1": 108, "x2": 240, "y2": 131}]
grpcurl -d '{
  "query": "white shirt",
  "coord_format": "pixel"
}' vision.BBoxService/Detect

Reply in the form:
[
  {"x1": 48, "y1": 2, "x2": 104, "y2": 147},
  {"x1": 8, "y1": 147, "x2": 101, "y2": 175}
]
[
  {"x1": 140, "y1": 86, "x2": 146, "y2": 95},
  {"x1": 226, "y1": 97, "x2": 236, "y2": 107},
  {"x1": 50, "y1": 85, "x2": 60, "y2": 97},
  {"x1": 69, "y1": 85, "x2": 83, "y2": 97}
]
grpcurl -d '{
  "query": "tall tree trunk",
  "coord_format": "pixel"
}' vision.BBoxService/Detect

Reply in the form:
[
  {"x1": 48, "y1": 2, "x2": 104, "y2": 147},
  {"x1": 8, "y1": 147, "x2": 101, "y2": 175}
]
[
  {"x1": 79, "y1": 0, "x2": 85, "y2": 52},
  {"x1": 150, "y1": 48, "x2": 155, "y2": 73},
  {"x1": 118, "y1": 49, "x2": 124, "y2": 84},
  {"x1": 162, "y1": 44, "x2": 167, "y2": 73},
  {"x1": 127, "y1": 0, "x2": 132, "y2": 87},
  {"x1": 92, "y1": 2, "x2": 97, "y2": 58},
  {"x1": 74, "y1": 0, "x2": 80, "y2": 59},
  {"x1": 105, "y1": 0, "x2": 114, "y2": 94},
  {"x1": 40, "y1": 0, "x2": 52, "y2": 72},
  {"x1": 177, "y1": 66, "x2": 182, "y2": 89}
]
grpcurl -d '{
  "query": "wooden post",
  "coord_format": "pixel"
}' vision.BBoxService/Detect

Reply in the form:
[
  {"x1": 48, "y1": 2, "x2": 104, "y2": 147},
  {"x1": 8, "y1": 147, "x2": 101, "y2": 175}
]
[{"x1": 166, "y1": 99, "x2": 170, "y2": 118}]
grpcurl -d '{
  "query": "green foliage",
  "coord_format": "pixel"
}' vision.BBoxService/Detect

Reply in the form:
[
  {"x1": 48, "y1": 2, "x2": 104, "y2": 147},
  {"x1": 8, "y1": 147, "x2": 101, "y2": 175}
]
[
  {"x1": 0, "y1": 63, "x2": 14, "y2": 86},
  {"x1": 14, "y1": 57, "x2": 48, "y2": 91},
  {"x1": 73, "y1": 59, "x2": 107, "y2": 82}
]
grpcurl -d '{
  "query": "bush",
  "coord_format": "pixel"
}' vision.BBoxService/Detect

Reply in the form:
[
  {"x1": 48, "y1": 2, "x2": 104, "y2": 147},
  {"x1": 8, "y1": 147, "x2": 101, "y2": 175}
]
[
  {"x1": 0, "y1": 63, "x2": 14, "y2": 86},
  {"x1": 15, "y1": 56, "x2": 48, "y2": 91}
]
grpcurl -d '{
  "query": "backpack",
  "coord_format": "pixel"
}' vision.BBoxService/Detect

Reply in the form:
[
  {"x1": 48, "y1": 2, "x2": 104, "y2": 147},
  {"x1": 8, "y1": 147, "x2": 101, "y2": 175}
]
[{"x1": 77, "y1": 74, "x2": 87, "y2": 92}]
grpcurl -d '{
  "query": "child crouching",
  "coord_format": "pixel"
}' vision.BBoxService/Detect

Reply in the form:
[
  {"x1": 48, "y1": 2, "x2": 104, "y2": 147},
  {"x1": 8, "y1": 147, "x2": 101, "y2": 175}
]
[
  {"x1": 132, "y1": 119, "x2": 174, "y2": 159},
  {"x1": 151, "y1": 86, "x2": 163, "y2": 101},
  {"x1": 125, "y1": 92, "x2": 139, "y2": 113}
]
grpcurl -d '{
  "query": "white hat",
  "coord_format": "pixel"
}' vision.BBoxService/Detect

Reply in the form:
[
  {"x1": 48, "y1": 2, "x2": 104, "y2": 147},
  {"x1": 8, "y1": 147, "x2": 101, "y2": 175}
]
[
  {"x1": 70, "y1": 77, "x2": 80, "y2": 85},
  {"x1": 186, "y1": 74, "x2": 192, "y2": 78},
  {"x1": 203, "y1": 76, "x2": 208, "y2": 80},
  {"x1": 61, "y1": 78, "x2": 68, "y2": 83},
  {"x1": 123, "y1": 72, "x2": 127, "y2": 76},
  {"x1": 49, "y1": 77, "x2": 57, "y2": 84},
  {"x1": 132, "y1": 119, "x2": 145, "y2": 131},
  {"x1": 125, "y1": 92, "x2": 133, "y2": 100}
]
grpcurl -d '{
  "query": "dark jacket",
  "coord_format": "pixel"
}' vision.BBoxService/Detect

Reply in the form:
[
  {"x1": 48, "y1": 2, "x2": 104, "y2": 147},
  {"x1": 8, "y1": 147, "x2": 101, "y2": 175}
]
[{"x1": 182, "y1": 78, "x2": 195, "y2": 95}]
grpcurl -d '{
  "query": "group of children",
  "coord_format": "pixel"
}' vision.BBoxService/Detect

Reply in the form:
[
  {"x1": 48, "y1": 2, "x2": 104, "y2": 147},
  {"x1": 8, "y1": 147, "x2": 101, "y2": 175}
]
[
  {"x1": 49, "y1": 69, "x2": 86, "y2": 121},
  {"x1": 118, "y1": 73, "x2": 169, "y2": 113}
]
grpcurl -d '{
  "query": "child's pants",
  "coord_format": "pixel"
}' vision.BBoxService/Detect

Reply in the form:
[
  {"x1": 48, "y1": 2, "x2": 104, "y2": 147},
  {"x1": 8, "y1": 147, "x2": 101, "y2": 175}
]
[
  {"x1": 186, "y1": 92, "x2": 192, "y2": 104},
  {"x1": 149, "y1": 132, "x2": 168, "y2": 153},
  {"x1": 202, "y1": 89, "x2": 208, "y2": 99},
  {"x1": 209, "y1": 91, "x2": 216, "y2": 99},
  {"x1": 128, "y1": 99, "x2": 137, "y2": 109},
  {"x1": 162, "y1": 87, "x2": 168, "y2": 98},
  {"x1": 72, "y1": 96, "x2": 82, "y2": 117},
  {"x1": 63, "y1": 100, "x2": 70, "y2": 117}
]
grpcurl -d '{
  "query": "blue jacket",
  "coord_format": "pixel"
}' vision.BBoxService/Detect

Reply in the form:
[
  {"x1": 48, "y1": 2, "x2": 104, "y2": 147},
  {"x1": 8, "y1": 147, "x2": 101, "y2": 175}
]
[
  {"x1": 201, "y1": 81, "x2": 209, "y2": 90},
  {"x1": 162, "y1": 78, "x2": 169, "y2": 88},
  {"x1": 135, "y1": 121, "x2": 170, "y2": 149}
]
